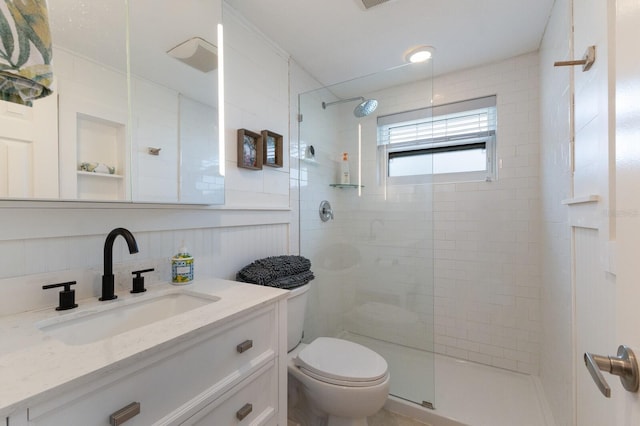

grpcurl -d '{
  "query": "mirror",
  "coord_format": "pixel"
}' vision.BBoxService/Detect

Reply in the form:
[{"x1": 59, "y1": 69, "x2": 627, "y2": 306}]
[
  {"x1": 0, "y1": 0, "x2": 223, "y2": 204},
  {"x1": 129, "y1": 0, "x2": 223, "y2": 204}
]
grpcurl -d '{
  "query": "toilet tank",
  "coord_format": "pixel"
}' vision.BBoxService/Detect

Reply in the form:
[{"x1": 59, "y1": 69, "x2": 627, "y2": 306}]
[{"x1": 287, "y1": 283, "x2": 310, "y2": 352}]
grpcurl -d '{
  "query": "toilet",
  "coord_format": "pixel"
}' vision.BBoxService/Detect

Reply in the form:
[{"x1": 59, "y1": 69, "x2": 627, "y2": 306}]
[{"x1": 287, "y1": 283, "x2": 390, "y2": 426}]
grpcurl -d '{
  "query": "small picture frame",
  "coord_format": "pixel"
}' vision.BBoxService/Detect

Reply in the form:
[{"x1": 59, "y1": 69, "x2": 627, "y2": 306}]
[
  {"x1": 261, "y1": 130, "x2": 283, "y2": 168},
  {"x1": 237, "y1": 129, "x2": 263, "y2": 170}
]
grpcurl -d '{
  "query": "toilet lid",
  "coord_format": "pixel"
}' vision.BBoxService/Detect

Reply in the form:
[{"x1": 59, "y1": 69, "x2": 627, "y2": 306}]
[{"x1": 294, "y1": 337, "x2": 388, "y2": 385}]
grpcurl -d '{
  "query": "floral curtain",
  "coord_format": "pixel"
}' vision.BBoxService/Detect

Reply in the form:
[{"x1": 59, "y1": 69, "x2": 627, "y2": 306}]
[{"x1": 0, "y1": 0, "x2": 53, "y2": 106}]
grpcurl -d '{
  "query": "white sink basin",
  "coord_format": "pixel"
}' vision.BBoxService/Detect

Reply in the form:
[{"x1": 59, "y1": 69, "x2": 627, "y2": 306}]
[{"x1": 36, "y1": 291, "x2": 220, "y2": 345}]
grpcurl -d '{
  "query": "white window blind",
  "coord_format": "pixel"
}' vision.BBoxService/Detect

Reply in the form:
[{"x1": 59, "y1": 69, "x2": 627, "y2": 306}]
[
  {"x1": 377, "y1": 95, "x2": 497, "y2": 183},
  {"x1": 378, "y1": 95, "x2": 497, "y2": 146}
]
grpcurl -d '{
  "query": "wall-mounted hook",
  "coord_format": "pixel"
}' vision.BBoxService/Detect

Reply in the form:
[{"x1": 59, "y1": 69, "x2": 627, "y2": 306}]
[
  {"x1": 148, "y1": 147, "x2": 161, "y2": 156},
  {"x1": 554, "y1": 45, "x2": 596, "y2": 72}
]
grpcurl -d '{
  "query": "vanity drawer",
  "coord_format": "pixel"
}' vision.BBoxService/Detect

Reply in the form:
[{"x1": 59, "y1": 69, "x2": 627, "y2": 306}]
[
  {"x1": 180, "y1": 360, "x2": 278, "y2": 426},
  {"x1": 27, "y1": 305, "x2": 278, "y2": 425}
]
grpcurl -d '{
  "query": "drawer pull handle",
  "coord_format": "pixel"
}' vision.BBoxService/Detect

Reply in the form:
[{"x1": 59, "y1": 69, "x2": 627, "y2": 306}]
[
  {"x1": 236, "y1": 339, "x2": 253, "y2": 353},
  {"x1": 236, "y1": 403, "x2": 253, "y2": 421},
  {"x1": 109, "y1": 402, "x2": 140, "y2": 426}
]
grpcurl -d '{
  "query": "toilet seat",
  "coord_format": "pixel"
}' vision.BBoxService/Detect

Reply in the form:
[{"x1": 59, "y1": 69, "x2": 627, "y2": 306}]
[{"x1": 294, "y1": 337, "x2": 388, "y2": 387}]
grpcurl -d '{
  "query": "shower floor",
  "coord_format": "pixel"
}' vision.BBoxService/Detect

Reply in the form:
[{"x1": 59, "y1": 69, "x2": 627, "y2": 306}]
[{"x1": 341, "y1": 332, "x2": 553, "y2": 426}]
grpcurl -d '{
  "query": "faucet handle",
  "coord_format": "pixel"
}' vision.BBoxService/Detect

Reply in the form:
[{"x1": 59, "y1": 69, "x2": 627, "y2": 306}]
[
  {"x1": 42, "y1": 281, "x2": 78, "y2": 311},
  {"x1": 131, "y1": 268, "x2": 154, "y2": 294}
]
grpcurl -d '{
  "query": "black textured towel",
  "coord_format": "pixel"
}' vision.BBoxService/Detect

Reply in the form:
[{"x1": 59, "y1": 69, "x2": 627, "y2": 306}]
[
  {"x1": 256, "y1": 270, "x2": 315, "y2": 289},
  {"x1": 236, "y1": 255, "x2": 313, "y2": 288}
]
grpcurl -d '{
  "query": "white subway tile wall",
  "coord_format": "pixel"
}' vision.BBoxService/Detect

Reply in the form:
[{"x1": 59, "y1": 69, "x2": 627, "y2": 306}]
[
  {"x1": 293, "y1": 52, "x2": 541, "y2": 375},
  {"x1": 431, "y1": 52, "x2": 541, "y2": 374}
]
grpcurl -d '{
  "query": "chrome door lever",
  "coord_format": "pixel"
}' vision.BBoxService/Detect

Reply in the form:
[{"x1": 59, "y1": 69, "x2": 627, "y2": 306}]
[{"x1": 584, "y1": 345, "x2": 639, "y2": 398}]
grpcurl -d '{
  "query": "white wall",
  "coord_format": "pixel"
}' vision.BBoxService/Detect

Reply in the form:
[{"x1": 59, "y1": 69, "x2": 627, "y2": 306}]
[
  {"x1": 288, "y1": 62, "x2": 326, "y2": 255},
  {"x1": 538, "y1": 0, "x2": 574, "y2": 424},
  {"x1": 0, "y1": 3, "x2": 292, "y2": 316},
  {"x1": 223, "y1": 5, "x2": 290, "y2": 208},
  {"x1": 54, "y1": 47, "x2": 130, "y2": 201},
  {"x1": 131, "y1": 75, "x2": 180, "y2": 203}
]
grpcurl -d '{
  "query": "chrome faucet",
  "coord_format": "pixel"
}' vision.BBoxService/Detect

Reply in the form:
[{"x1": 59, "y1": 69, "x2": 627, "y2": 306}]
[{"x1": 100, "y1": 228, "x2": 139, "y2": 301}]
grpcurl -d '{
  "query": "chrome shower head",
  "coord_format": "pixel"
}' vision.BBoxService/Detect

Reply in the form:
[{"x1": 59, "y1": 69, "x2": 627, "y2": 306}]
[
  {"x1": 354, "y1": 98, "x2": 378, "y2": 117},
  {"x1": 322, "y1": 96, "x2": 378, "y2": 118}
]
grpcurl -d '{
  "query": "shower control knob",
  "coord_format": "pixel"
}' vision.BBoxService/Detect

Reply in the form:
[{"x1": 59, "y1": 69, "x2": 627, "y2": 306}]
[{"x1": 319, "y1": 200, "x2": 334, "y2": 222}]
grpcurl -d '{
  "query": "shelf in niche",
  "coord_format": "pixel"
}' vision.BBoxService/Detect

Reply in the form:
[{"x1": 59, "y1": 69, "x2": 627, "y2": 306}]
[
  {"x1": 77, "y1": 171, "x2": 124, "y2": 179},
  {"x1": 561, "y1": 194, "x2": 599, "y2": 205},
  {"x1": 330, "y1": 183, "x2": 364, "y2": 189}
]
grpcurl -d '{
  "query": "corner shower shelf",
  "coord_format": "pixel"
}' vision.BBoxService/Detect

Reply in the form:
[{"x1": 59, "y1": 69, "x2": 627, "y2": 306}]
[{"x1": 329, "y1": 183, "x2": 363, "y2": 189}]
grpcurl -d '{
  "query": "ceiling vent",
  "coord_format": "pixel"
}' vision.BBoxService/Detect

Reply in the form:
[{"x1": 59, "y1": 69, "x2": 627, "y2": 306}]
[
  {"x1": 360, "y1": 0, "x2": 391, "y2": 10},
  {"x1": 167, "y1": 37, "x2": 218, "y2": 73}
]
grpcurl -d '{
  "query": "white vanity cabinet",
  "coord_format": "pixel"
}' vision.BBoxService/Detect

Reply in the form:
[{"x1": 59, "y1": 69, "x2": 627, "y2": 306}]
[{"x1": 7, "y1": 300, "x2": 286, "y2": 426}]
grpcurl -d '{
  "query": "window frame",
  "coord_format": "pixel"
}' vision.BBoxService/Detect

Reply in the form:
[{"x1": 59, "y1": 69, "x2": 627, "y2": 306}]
[{"x1": 377, "y1": 96, "x2": 497, "y2": 185}]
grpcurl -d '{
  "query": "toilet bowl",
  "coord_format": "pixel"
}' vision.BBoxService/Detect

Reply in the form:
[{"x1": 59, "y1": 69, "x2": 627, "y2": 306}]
[{"x1": 287, "y1": 284, "x2": 390, "y2": 426}]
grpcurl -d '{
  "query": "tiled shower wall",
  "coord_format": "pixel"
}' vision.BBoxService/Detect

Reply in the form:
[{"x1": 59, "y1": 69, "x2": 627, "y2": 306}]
[
  {"x1": 432, "y1": 52, "x2": 541, "y2": 374},
  {"x1": 292, "y1": 52, "x2": 542, "y2": 375}
]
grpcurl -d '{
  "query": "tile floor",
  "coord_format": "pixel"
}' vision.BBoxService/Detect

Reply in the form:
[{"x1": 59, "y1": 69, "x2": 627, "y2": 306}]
[
  {"x1": 368, "y1": 409, "x2": 430, "y2": 426},
  {"x1": 288, "y1": 408, "x2": 428, "y2": 426}
]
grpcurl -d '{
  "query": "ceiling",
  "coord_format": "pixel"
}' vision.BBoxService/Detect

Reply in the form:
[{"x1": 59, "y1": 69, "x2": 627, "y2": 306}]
[{"x1": 226, "y1": 0, "x2": 555, "y2": 87}]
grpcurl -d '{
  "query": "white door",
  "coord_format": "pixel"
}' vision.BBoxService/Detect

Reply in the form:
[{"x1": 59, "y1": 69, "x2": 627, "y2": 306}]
[
  {"x1": 575, "y1": 0, "x2": 640, "y2": 424},
  {"x1": 609, "y1": 0, "x2": 640, "y2": 423},
  {"x1": 0, "y1": 95, "x2": 58, "y2": 199}
]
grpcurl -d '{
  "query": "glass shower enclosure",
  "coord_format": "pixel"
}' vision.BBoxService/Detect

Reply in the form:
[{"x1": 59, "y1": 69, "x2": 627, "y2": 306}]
[{"x1": 296, "y1": 60, "x2": 436, "y2": 408}]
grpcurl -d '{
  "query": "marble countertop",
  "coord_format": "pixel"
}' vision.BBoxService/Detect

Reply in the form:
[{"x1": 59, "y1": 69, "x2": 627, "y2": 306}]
[{"x1": 0, "y1": 278, "x2": 288, "y2": 418}]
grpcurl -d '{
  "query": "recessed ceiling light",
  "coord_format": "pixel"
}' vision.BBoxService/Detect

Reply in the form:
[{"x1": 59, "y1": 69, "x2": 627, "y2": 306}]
[{"x1": 404, "y1": 46, "x2": 433, "y2": 64}]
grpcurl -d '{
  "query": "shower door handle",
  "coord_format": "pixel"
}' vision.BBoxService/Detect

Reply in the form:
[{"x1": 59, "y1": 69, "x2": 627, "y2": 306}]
[{"x1": 584, "y1": 345, "x2": 639, "y2": 397}]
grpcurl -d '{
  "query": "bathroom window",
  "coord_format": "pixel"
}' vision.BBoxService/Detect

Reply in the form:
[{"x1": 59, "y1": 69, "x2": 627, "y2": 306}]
[{"x1": 377, "y1": 95, "x2": 497, "y2": 184}]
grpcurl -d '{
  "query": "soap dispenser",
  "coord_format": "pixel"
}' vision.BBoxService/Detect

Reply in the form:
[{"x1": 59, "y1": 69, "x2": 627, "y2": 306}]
[{"x1": 171, "y1": 241, "x2": 194, "y2": 285}]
